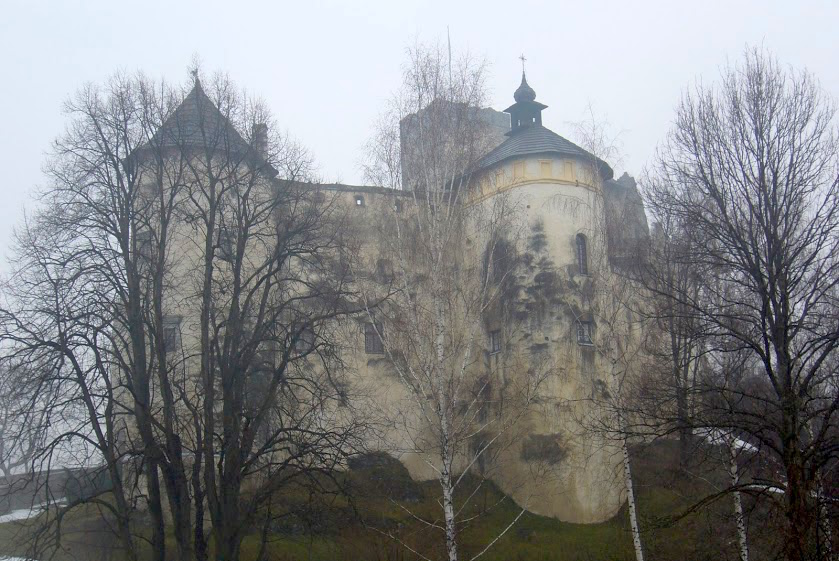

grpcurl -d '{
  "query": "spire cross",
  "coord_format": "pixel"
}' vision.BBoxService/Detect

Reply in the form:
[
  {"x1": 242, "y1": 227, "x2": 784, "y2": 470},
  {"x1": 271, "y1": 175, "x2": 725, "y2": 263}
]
[{"x1": 519, "y1": 54, "x2": 527, "y2": 73}]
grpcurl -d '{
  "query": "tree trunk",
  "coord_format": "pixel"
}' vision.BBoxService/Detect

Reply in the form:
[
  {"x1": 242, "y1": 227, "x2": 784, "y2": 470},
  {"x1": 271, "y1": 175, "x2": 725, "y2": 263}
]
[
  {"x1": 146, "y1": 459, "x2": 167, "y2": 561},
  {"x1": 676, "y1": 382, "x2": 691, "y2": 469},
  {"x1": 441, "y1": 463, "x2": 459, "y2": 561},
  {"x1": 728, "y1": 438, "x2": 749, "y2": 561},
  {"x1": 622, "y1": 436, "x2": 645, "y2": 561},
  {"x1": 192, "y1": 431, "x2": 208, "y2": 561},
  {"x1": 816, "y1": 478, "x2": 835, "y2": 561}
]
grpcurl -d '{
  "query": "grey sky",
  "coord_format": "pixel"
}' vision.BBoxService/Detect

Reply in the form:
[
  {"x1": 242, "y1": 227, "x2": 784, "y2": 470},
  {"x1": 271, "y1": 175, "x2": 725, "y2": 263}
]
[{"x1": 1, "y1": 0, "x2": 837, "y2": 268}]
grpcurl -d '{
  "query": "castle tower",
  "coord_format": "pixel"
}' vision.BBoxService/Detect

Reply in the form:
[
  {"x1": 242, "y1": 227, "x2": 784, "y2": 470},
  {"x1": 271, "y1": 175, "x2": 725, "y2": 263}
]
[{"x1": 466, "y1": 74, "x2": 642, "y2": 523}]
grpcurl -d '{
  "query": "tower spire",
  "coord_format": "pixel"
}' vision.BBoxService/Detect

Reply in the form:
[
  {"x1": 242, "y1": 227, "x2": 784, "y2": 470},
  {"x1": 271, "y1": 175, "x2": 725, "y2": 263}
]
[{"x1": 504, "y1": 66, "x2": 547, "y2": 134}]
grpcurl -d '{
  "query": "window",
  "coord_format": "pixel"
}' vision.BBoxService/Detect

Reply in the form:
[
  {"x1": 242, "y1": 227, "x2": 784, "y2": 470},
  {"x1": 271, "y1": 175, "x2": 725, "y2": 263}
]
[
  {"x1": 393, "y1": 199, "x2": 403, "y2": 212},
  {"x1": 135, "y1": 230, "x2": 153, "y2": 261},
  {"x1": 364, "y1": 322, "x2": 384, "y2": 354},
  {"x1": 162, "y1": 324, "x2": 179, "y2": 353},
  {"x1": 489, "y1": 330, "x2": 501, "y2": 354},
  {"x1": 294, "y1": 325, "x2": 316, "y2": 354},
  {"x1": 355, "y1": 195, "x2": 365, "y2": 207},
  {"x1": 218, "y1": 228, "x2": 235, "y2": 262},
  {"x1": 576, "y1": 234, "x2": 588, "y2": 275},
  {"x1": 513, "y1": 162, "x2": 525, "y2": 181},
  {"x1": 256, "y1": 345, "x2": 277, "y2": 371},
  {"x1": 577, "y1": 321, "x2": 594, "y2": 346}
]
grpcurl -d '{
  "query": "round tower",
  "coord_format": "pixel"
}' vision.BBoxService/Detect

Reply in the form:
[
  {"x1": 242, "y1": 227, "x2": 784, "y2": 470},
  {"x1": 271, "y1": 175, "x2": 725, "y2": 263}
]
[{"x1": 471, "y1": 74, "x2": 625, "y2": 523}]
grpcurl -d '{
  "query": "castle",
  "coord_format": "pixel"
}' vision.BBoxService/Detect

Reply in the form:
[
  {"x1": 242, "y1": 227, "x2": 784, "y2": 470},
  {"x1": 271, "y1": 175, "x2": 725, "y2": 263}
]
[{"x1": 127, "y1": 70, "x2": 650, "y2": 526}]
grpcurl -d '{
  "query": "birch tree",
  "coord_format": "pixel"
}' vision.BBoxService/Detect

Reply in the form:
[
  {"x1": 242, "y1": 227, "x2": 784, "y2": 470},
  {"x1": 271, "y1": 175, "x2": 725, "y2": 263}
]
[
  {"x1": 362, "y1": 43, "x2": 549, "y2": 561},
  {"x1": 570, "y1": 107, "x2": 649, "y2": 561}
]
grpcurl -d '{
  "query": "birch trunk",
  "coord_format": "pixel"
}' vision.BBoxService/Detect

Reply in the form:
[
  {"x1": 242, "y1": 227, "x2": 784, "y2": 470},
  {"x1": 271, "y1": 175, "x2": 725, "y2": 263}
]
[
  {"x1": 441, "y1": 463, "x2": 459, "y2": 561},
  {"x1": 728, "y1": 438, "x2": 749, "y2": 561},
  {"x1": 621, "y1": 435, "x2": 645, "y2": 561},
  {"x1": 816, "y1": 479, "x2": 835, "y2": 561}
]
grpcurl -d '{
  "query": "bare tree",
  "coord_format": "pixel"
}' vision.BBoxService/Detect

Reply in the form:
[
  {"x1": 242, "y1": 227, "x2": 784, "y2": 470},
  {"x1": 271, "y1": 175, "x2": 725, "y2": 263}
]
[
  {"x1": 0, "y1": 69, "x2": 367, "y2": 561},
  {"x1": 645, "y1": 48, "x2": 839, "y2": 561},
  {"x1": 174, "y1": 72, "x2": 367, "y2": 561}
]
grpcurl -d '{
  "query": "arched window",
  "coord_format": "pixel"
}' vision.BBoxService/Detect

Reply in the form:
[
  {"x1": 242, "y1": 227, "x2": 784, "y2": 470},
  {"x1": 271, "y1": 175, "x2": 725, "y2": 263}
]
[{"x1": 576, "y1": 234, "x2": 588, "y2": 275}]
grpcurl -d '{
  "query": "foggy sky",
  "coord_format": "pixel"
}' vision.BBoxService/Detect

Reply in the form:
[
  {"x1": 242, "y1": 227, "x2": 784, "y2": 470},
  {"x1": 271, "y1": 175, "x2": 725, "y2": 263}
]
[{"x1": 1, "y1": 0, "x2": 837, "y2": 270}]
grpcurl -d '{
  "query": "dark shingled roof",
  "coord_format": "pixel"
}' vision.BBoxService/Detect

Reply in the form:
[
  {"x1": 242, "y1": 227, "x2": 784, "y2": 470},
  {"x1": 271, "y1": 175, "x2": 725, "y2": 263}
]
[
  {"x1": 136, "y1": 80, "x2": 278, "y2": 176},
  {"x1": 476, "y1": 125, "x2": 613, "y2": 179},
  {"x1": 150, "y1": 80, "x2": 250, "y2": 152}
]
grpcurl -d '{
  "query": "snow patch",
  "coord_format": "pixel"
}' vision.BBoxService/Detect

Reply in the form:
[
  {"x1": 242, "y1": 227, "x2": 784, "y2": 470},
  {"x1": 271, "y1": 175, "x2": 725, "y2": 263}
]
[{"x1": 0, "y1": 499, "x2": 65, "y2": 524}]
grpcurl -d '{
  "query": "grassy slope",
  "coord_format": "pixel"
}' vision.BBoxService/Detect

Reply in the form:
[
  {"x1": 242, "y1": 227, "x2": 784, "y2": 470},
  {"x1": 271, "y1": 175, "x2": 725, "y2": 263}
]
[{"x1": 0, "y1": 440, "x2": 768, "y2": 561}]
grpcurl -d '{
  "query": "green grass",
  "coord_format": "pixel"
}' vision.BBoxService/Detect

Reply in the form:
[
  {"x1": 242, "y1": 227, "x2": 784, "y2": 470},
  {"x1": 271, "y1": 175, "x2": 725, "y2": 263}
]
[{"x1": 0, "y1": 441, "x2": 768, "y2": 561}]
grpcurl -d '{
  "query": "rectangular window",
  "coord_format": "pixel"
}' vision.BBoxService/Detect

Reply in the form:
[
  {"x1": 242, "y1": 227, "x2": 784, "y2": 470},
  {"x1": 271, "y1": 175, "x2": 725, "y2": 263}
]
[
  {"x1": 364, "y1": 322, "x2": 384, "y2": 354},
  {"x1": 513, "y1": 162, "x2": 525, "y2": 181},
  {"x1": 135, "y1": 230, "x2": 153, "y2": 261},
  {"x1": 218, "y1": 228, "x2": 234, "y2": 262},
  {"x1": 256, "y1": 344, "x2": 277, "y2": 370},
  {"x1": 577, "y1": 321, "x2": 594, "y2": 346},
  {"x1": 163, "y1": 325, "x2": 178, "y2": 353},
  {"x1": 355, "y1": 195, "x2": 365, "y2": 206},
  {"x1": 294, "y1": 325, "x2": 316, "y2": 354},
  {"x1": 489, "y1": 330, "x2": 501, "y2": 354},
  {"x1": 564, "y1": 161, "x2": 574, "y2": 180}
]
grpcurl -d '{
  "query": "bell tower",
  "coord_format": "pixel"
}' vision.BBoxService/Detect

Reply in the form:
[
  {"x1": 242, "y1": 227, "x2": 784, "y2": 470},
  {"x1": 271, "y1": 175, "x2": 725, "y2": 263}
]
[{"x1": 504, "y1": 72, "x2": 548, "y2": 134}]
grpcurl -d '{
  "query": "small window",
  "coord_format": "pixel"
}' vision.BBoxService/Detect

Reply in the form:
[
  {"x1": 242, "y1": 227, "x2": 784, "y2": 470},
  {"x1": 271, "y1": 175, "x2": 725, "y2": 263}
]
[
  {"x1": 294, "y1": 325, "x2": 316, "y2": 354},
  {"x1": 162, "y1": 322, "x2": 180, "y2": 353},
  {"x1": 355, "y1": 195, "x2": 365, "y2": 207},
  {"x1": 364, "y1": 322, "x2": 384, "y2": 354},
  {"x1": 489, "y1": 330, "x2": 501, "y2": 354},
  {"x1": 577, "y1": 321, "x2": 594, "y2": 346},
  {"x1": 218, "y1": 228, "x2": 235, "y2": 262},
  {"x1": 576, "y1": 234, "x2": 588, "y2": 275},
  {"x1": 135, "y1": 230, "x2": 153, "y2": 260},
  {"x1": 256, "y1": 345, "x2": 277, "y2": 371},
  {"x1": 314, "y1": 192, "x2": 326, "y2": 204},
  {"x1": 393, "y1": 199, "x2": 403, "y2": 212}
]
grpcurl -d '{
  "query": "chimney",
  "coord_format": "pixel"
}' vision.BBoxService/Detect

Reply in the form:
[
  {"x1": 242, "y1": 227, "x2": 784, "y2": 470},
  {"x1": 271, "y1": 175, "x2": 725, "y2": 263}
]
[{"x1": 253, "y1": 122, "x2": 268, "y2": 155}]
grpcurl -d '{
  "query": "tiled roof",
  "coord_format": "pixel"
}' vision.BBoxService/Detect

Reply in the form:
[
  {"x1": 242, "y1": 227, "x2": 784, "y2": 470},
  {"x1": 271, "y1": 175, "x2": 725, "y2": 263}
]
[
  {"x1": 476, "y1": 125, "x2": 613, "y2": 179},
  {"x1": 148, "y1": 80, "x2": 252, "y2": 154}
]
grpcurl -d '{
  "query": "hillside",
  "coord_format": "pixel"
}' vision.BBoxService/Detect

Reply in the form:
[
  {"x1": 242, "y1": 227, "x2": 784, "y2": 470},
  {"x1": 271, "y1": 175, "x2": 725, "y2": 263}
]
[{"x1": 0, "y1": 440, "x2": 777, "y2": 561}]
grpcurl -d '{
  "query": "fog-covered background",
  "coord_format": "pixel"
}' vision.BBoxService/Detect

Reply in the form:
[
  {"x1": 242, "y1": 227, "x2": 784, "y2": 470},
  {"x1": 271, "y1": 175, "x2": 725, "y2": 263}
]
[{"x1": 1, "y1": 0, "x2": 837, "y2": 268}]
